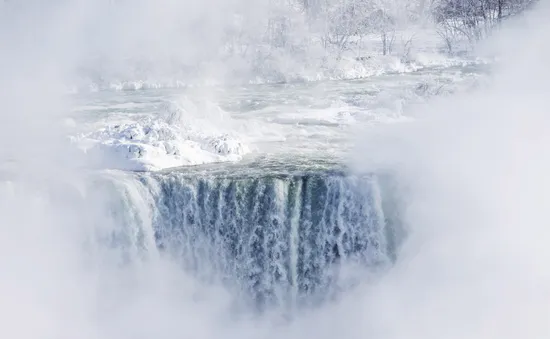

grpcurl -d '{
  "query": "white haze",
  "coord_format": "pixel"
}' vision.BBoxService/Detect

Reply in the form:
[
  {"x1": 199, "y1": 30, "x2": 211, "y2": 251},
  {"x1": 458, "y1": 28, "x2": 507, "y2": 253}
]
[
  {"x1": 0, "y1": 1, "x2": 549, "y2": 339},
  {"x1": 349, "y1": 2, "x2": 550, "y2": 337}
]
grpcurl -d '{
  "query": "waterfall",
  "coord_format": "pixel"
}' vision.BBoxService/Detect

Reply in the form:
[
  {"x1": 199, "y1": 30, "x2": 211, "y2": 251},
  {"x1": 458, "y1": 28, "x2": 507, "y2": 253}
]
[{"x1": 90, "y1": 157, "x2": 401, "y2": 311}]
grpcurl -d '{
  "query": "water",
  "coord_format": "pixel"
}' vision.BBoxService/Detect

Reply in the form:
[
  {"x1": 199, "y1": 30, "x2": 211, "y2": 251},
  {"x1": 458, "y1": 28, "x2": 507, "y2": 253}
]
[
  {"x1": 85, "y1": 155, "x2": 401, "y2": 313},
  {"x1": 65, "y1": 65, "x2": 487, "y2": 172}
]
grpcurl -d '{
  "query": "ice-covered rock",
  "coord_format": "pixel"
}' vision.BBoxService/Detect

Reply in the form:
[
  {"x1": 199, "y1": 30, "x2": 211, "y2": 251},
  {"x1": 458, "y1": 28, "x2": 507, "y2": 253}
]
[{"x1": 71, "y1": 99, "x2": 251, "y2": 171}]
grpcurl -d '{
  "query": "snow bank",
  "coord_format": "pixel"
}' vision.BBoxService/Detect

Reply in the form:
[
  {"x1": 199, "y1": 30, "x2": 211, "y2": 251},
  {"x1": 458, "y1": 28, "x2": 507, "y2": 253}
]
[{"x1": 69, "y1": 50, "x2": 488, "y2": 94}]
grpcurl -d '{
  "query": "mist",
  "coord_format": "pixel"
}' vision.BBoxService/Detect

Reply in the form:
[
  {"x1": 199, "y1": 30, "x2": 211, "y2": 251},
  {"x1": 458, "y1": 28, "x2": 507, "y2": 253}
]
[
  {"x1": 350, "y1": 1, "x2": 550, "y2": 337},
  {"x1": 1, "y1": 0, "x2": 549, "y2": 338}
]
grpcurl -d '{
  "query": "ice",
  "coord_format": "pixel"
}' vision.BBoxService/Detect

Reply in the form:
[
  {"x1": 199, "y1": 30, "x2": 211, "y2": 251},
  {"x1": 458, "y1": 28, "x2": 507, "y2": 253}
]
[{"x1": 71, "y1": 100, "x2": 250, "y2": 172}]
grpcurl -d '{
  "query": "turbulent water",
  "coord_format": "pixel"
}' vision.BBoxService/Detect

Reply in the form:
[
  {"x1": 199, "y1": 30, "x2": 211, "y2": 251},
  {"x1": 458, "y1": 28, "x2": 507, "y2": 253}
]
[{"x1": 68, "y1": 65, "x2": 486, "y2": 171}]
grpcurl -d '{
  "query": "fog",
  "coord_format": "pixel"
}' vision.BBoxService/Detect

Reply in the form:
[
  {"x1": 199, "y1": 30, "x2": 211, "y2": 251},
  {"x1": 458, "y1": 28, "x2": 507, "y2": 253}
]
[{"x1": 351, "y1": 2, "x2": 550, "y2": 337}]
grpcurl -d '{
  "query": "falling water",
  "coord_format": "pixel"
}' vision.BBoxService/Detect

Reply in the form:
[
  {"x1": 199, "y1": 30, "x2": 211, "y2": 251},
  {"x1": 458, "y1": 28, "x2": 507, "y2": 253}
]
[{"x1": 93, "y1": 158, "x2": 401, "y2": 312}]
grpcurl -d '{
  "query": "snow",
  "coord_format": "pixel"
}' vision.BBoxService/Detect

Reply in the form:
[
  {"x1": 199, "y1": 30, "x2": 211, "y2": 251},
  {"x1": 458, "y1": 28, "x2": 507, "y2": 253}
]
[
  {"x1": 70, "y1": 52, "x2": 487, "y2": 94},
  {"x1": 66, "y1": 25, "x2": 490, "y2": 94},
  {"x1": 71, "y1": 100, "x2": 251, "y2": 172}
]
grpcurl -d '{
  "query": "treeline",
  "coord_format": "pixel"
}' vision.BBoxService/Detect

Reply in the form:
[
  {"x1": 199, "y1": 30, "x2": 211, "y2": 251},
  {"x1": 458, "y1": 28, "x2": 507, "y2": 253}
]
[
  {"x1": 433, "y1": 0, "x2": 537, "y2": 52},
  {"x1": 231, "y1": 0, "x2": 539, "y2": 57}
]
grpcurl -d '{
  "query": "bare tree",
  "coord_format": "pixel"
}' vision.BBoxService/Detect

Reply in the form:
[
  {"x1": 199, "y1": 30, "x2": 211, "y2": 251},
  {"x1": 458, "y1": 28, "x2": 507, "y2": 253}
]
[{"x1": 434, "y1": 0, "x2": 537, "y2": 53}]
